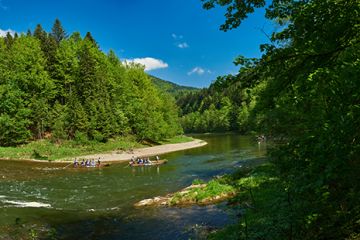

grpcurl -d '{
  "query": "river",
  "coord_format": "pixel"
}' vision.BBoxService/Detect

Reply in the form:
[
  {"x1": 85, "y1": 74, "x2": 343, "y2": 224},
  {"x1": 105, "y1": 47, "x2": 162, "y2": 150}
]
[{"x1": 0, "y1": 134, "x2": 267, "y2": 239}]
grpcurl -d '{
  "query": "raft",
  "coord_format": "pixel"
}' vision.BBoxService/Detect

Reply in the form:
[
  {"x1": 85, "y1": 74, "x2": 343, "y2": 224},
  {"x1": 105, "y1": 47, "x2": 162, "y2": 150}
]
[
  {"x1": 70, "y1": 163, "x2": 111, "y2": 169},
  {"x1": 129, "y1": 160, "x2": 167, "y2": 167}
]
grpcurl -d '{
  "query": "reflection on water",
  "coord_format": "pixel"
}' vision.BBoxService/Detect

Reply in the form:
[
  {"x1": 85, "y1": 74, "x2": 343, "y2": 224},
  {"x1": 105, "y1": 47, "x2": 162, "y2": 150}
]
[{"x1": 0, "y1": 134, "x2": 266, "y2": 239}]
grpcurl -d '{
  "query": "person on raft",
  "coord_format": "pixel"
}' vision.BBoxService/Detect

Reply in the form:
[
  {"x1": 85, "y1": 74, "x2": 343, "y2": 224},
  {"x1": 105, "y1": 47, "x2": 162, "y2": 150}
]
[{"x1": 73, "y1": 158, "x2": 79, "y2": 167}]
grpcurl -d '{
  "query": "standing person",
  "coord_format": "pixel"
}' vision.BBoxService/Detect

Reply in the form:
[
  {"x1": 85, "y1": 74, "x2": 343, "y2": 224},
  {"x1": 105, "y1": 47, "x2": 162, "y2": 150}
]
[
  {"x1": 97, "y1": 157, "x2": 101, "y2": 167},
  {"x1": 91, "y1": 159, "x2": 95, "y2": 167},
  {"x1": 156, "y1": 155, "x2": 160, "y2": 161}
]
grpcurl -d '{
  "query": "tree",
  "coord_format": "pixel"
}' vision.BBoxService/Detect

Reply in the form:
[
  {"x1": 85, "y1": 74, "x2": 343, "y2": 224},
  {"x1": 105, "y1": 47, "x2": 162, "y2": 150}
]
[
  {"x1": 199, "y1": 0, "x2": 360, "y2": 239},
  {"x1": 84, "y1": 32, "x2": 98, "y2": 48},
  {"x1": 33, "y1": 24, "x2": 46, "y2": 41},
  {"x1": 51, "y1": 18, "x2": 67, "y2": 44},
  {"x1": 4, "y1": 32, "x2": 13, "y2": 48},
  {"x1": 0, "y1": 19, "x2": 183, "y2": 146}
]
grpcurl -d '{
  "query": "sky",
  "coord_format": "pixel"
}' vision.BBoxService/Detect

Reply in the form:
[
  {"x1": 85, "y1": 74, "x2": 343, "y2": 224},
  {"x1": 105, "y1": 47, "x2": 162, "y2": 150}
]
[{"x1": 0, "y1": 0, "x2": 274, "y2": 88}]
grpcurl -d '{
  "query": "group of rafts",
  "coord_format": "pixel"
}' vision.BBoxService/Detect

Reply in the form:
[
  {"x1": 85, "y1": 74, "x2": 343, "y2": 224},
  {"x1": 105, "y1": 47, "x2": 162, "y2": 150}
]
[{"x1": 71, "y1": 156, "x2": 167, "y2": 168}]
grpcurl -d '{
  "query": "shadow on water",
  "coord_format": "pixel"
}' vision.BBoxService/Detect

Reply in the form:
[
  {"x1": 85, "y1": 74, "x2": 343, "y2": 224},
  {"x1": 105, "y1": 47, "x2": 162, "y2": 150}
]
[{"x1": 0, "y1": 134, "x2": 267, "y2": 239}]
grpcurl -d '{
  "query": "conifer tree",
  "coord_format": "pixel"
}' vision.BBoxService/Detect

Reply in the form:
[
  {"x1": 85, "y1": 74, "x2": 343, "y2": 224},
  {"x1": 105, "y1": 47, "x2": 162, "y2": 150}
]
[
  {"x1": 33, "y1": 24, "x2": 46, "y2": 41},
  {"x1": 51, "y1": 18, "x2": 67, "y2": 44},
  {"x1": 4, "y1": 32, "x2": 13, "y2": 48},
  {"x1": 85, "y1": 32, "x2": 98, "y2": 48}
]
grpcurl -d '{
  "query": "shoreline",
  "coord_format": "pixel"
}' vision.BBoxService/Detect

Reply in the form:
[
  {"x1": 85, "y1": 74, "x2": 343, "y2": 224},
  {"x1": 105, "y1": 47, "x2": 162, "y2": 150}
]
[{"x1": 0, "y1": 139, "x2": 207, "y2": 164}]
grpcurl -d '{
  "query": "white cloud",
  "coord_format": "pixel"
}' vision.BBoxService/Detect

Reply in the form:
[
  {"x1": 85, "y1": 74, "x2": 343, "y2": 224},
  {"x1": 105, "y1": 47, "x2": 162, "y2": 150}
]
[
  {"x1": 188, "y1": 67, "x2": 205, "y2": 76},
  {"x1": 0, "y1": 28, "x2": 16, "y2": 37},
  {"x1": 171, "y1": 33, "x2": 183, "y2": 40},
  {"x1": 124, "y1": 57, "x2": 168, "y2": 71},
  {"x1": 0, "y1": 0, "x2": 8, "y2": 10},
  {"x1": 177, "y1": 42, "x2": 189, "y2": 49}
]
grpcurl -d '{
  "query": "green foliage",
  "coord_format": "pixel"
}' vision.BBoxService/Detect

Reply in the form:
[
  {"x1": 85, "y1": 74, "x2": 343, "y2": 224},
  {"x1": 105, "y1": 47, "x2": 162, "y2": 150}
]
[
  {"x1": 178, "y1": 83, "x2": 240, "y2": 133},
  {"x1": 209, "y1": 164, "x2": 289, "y2": 240},
  {"x1": 158, "y1": 135, "x2": 193, "y2": 144},
  {"x1": 192, "y1": 178, "x2": 205, "y2": 185},
  {"x1": 169, "y1": 178, "x2": 235, "y2": 205},
  {"x1": 191, "y1": 0, "x2": 360, "y2": 239},
  {"x1": 74, "y1": 131, "x2": 89, "y2": 145},
  {"x1": 0, "y1": 20, "x2": 182, "y2": 147},
  {"x1": 150, "y1": 75, "x2": 198, "y2": 99},
  {"x1": 0, "y1": 135, "x2": 143, "y2": 161},
  {"x1": 51, "y1": 18, "x2": 67, "y2": 43}
]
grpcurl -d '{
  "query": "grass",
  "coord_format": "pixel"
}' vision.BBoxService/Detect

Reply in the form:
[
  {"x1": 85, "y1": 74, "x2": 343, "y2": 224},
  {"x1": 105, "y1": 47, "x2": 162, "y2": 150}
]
[
  {"x1": 207, "y1": 163, "x2": 289, "y2": 240},
  {"x1": 0, "y1": 135, "x2": 196, "y2": 161},
  {"x1": 158, "y1": 135, "x2": 194, "y2": 144},
  {"x1": 0, "y1": 135, "x2": 143, "y2": 161},
  {"x1": 169, "y1": 178, "x2": 236, "y2": 206}
]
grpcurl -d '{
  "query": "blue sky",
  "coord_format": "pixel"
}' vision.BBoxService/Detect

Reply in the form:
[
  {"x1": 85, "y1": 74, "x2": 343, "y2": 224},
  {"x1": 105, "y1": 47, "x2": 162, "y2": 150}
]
[{"x1": 0, "y1": 0, "x2": 273, "y2": 88}]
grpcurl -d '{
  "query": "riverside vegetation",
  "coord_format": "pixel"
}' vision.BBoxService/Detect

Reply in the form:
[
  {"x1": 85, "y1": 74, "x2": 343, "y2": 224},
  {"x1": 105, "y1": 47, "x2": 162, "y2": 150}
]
[
  {"x1": 0, "y1": 19, "x2": 185, "y2": 158},
  {"x1": 174, "y1": 0, "x2": 360, "y2": 239},
  {"x1": 1, "y1": 0, "x2": 359, "y2": 239}
]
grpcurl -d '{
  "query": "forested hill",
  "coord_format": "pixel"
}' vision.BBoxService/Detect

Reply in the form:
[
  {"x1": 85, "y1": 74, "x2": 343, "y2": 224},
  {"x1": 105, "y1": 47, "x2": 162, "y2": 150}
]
[
  {"x1": 0, "y1": 19, "x2": 182, "y2": 147},
  {"x1": 177, "y1": 74, "x2": 249, "y2": 133},
  {"x1": 150, "y1": 75, "x2": 198, "y2": 99}
]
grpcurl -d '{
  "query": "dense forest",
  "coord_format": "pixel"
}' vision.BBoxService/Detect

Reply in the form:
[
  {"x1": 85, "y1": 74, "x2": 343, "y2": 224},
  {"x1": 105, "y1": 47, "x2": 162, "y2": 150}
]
[
  {"x1": 150, "y1": 75, "x2": 198, "y2": 100},
  {"x1": 177, "y1": 74, "x2": 253, "y2": 133},
  {"x1": 179, "y1": 0, "x2": 360, "y2": 239},
  {"x1": 0, "y1": 19, "x2": 182, "y2": 147}
]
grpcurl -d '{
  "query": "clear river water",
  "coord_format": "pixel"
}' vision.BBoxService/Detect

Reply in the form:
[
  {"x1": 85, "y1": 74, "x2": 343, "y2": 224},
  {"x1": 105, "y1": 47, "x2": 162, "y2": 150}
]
[{"x1": 0, "y1": 134, "x2": 267, "y2": 239}]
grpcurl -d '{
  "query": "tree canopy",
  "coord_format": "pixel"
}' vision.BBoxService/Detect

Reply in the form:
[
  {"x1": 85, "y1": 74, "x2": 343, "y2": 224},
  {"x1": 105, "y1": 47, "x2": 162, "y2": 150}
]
[
  {"x1": 177, "y1": 0, "x2": 360, "y2": 238},
  {"x1": 0, "y1": 19, "x2": 182, "y2": 146}
]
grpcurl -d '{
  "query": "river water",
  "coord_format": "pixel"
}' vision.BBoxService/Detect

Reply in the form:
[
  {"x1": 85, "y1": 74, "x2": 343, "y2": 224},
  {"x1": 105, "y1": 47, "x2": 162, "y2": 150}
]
[{"x1": 0, "y1": 134, "x2": 267, "y2": 239}]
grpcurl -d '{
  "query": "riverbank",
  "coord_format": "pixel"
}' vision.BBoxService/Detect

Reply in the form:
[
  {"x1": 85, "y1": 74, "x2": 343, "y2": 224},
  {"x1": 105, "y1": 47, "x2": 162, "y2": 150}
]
[
  {"x1": 68, "y1": 139, "x2": 207, "y2": 163},
  {"x1": 0, "y1": 135, "x2": 206, "y2": 163}
]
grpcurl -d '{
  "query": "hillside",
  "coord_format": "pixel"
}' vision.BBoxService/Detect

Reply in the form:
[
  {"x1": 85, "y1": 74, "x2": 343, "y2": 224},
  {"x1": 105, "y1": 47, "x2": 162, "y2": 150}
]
[{"x1": 149, "y1": 75, "x2": 198, "y2": 98}]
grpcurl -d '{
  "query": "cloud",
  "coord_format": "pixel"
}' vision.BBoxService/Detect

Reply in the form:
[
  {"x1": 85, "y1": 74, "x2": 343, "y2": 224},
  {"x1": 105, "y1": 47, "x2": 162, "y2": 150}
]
[
  {"x1": 171, "y1": 33, "x2": 183, "y2": 40},
  {"x1": 0, "y1": 29, "x2": 16, "y2": 37},
  {"x1": 188, "y1": 67, "x2": 205, "y2": 76},
  {"x1": 172, "y1": 33, "x2": 189, "y2": 49},
  {"x1": 125, "y1": 57, "x2": 168, "y2": 71},
  {"x1": 0, "y1": 0, "x2": 8, "y2": 10},
  {"x1": 177, "y1": 42, "x2": 189, "y2": 49}
]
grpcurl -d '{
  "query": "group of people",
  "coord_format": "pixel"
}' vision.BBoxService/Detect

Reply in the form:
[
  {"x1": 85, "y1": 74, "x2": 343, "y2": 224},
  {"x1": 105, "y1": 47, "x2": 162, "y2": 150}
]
[
  {"x1": 73, "y1": 158, "x2": 101, "y2": 168},
  {"x1": 129, "y1": 155, "x2": 160, "y2": 165},
  {"x1": 257, "y1": 135, "x2": 266, "y2": 143}
]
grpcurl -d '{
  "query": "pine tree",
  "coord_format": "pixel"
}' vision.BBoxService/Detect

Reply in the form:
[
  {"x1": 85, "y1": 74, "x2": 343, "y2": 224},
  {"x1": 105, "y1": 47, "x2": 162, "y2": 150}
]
[
  {"x1": 85, "y1": 32, "x2": 98, "y2": 48},
  {"x1": 33, "y1": 24, "x2": 46, "y2": 41},
  {"x1": 4, "y1": 32, "x2": 13, "y2": 48},
  {"x1": 51, "y1": 18, "x2": 67, "y2": 44}
]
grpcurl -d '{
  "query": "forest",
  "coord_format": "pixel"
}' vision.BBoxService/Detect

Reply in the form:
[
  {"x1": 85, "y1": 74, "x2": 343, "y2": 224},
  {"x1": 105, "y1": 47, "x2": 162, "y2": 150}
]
[
  {"x1": 177, "y1": 0, "x2": 360, "y2": 239},
  {"x1": 0, "y1": 0, "x2": 359, "y2": 238},
  {"x1": 0, "y1": 20, "x2": 182, "y2": 147}
]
